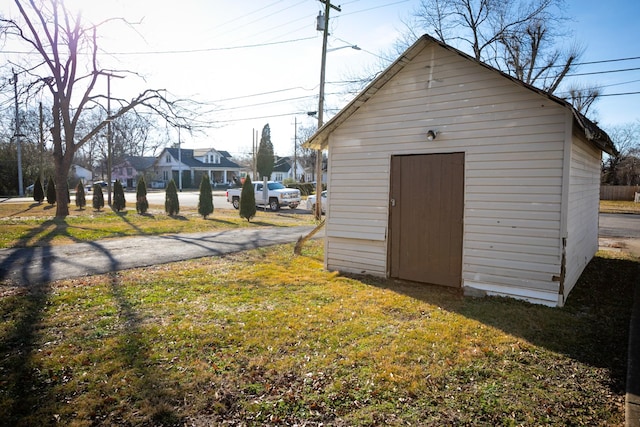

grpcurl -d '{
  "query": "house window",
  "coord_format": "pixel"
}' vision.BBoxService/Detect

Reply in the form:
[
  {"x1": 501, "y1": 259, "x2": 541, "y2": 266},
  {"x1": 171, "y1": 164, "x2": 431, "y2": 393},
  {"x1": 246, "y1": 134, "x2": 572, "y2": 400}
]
[
  {"x1": 166, "y1": 154, "x2": 171, "y2": 163},
  {"x1": 274, "y1": 173, "x2": 283, "y2": 182},
  {"x1": 127, "y1": 168, "x2": 133, "y2": 175},
  {"x1": 163, "y1": 171, "x2": 169, "y2": 181}
]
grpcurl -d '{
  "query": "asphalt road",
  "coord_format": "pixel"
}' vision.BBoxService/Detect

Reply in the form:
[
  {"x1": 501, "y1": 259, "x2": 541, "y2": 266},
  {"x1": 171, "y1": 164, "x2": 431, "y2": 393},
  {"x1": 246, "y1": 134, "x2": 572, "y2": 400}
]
[{"x1": 599, "y1": 213, "x2": 640, "y2": 238}]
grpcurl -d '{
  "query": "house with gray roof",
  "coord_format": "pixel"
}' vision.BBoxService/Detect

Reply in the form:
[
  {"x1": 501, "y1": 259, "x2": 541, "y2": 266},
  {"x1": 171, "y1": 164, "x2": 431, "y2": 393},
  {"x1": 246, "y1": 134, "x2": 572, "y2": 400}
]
[
  {"x1": 112, "y1": 156, "x2": 156, "y2": 189},
  {"x1": 152, "y1": 147, "x2": 241, "y2": 188}
]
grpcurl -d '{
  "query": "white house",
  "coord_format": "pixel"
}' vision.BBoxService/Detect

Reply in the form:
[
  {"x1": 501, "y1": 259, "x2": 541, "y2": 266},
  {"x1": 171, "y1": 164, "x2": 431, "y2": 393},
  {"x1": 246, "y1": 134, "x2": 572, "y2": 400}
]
[
  {"x1": 152, "y1": 147, "x2": 241, "y2": 188},
  {"x1": 70, "y1": 164, "x2": 92, "y2": 183},
  {"x1": 270, "y1": 156, "x2": 307, "y2": 182},
  {"x1": 304, "y1": 35, "x2": 616, "y2": 307}
]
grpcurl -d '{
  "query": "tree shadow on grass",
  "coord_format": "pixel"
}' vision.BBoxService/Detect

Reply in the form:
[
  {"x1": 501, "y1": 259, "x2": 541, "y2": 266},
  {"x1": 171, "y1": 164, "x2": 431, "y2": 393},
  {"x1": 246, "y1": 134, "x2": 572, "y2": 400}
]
[
  {"x1": 104, "y1": 273, "x2": 185, "y2": 425},
  {"x1": 0, "y1": 218, "x2": 182, "y2": 425},
  {"x1": 7, "y1": 202, "x2": 45, "y2": 217},
  {"x1": 205, "y1": 217, "x2": 235, "y2": 225},
  {"x1": 0, "y1": 219, "x2": 77, "y2": 425},
  {"x1": 353, "y1": 255, "x2": 638, "y2": 397}
]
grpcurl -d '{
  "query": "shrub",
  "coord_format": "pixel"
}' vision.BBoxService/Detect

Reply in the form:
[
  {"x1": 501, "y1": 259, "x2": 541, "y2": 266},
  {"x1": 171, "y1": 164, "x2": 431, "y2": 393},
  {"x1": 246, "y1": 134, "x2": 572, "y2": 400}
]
[
  {"x1": 113, "y1": 180, "x2": 126, "y2": 212},
  {"x1": 136, "y1": 176, "x2": 149, "y2": 214},
  {"x1": 75, "y1": 182, "x2": 86, "y2": 209},
  {"x1": 239, "y1": 175, "x2": 256, "y2": 222},
  {"x1": 33, "y1": 176, "x2": 44, "y2": 203},
  {"x1": 198, "y1": 174, "x2": 214, "y2": 219},
  {"x1": 165, "y1": 179, "x2": 180, "y2": 216},
  {"x1": 92, "y1": 184, "x2": 105, "y2": 211},
  {"x1": 46, "y1": 177, "x2": 56, "y2": 205}
]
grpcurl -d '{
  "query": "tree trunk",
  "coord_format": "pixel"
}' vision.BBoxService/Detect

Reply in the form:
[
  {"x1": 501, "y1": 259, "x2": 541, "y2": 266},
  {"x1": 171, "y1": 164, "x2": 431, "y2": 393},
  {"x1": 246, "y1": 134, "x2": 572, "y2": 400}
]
[{"x1": 54, "y1": 150, "x2": 72, "y2": 217}]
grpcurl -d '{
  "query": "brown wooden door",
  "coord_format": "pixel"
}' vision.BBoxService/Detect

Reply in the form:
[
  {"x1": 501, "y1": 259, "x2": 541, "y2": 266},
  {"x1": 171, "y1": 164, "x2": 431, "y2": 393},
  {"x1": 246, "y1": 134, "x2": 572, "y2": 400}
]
[{"x1": 389, "y1": 153, "x2": 464, "y2": 287}]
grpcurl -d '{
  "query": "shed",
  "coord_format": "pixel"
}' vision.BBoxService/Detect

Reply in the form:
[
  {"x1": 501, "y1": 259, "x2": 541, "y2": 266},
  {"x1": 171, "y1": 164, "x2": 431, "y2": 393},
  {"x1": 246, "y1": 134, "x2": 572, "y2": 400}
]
[{"x1": 304, "y1": 34, "x2": 616, "y2": 307}]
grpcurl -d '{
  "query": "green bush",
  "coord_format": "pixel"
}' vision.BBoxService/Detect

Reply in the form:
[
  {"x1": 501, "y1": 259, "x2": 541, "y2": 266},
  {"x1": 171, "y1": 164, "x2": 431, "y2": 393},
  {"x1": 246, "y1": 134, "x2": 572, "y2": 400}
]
[
  {"x1": 33, "y1": 176, "x2": 44, "y2": 203},
  {"x1": 239, "y1": 176, "x2": 256, "y2": 222},
  {"x1": 136, "y1": 176, "x2": 149, "y2": 214},
  {"x1": 113, "y1": 180, "x2": 126, "y2": 212},
  {"x1": 198, "y1": 174, "x2": 214, "y2": 219},
  {"x1": 75, "y1": 182, "x2": 86, "y2": 209},
  {"x1": 92, "y1": 184, "x2": 105, "y2": 211},
  {"x1": 46, "y1": 177, "x2": 56, "y2": 205},
  {"x1": 165, "y1": 179, "x2": 180, "y2": 216}
]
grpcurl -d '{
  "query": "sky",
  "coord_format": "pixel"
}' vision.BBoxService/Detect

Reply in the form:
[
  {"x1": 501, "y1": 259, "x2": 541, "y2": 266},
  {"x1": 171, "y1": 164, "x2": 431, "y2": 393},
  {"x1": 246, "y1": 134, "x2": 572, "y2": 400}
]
[{"x1": 2, "y1": 0, "x2": 639, "y2": 158}]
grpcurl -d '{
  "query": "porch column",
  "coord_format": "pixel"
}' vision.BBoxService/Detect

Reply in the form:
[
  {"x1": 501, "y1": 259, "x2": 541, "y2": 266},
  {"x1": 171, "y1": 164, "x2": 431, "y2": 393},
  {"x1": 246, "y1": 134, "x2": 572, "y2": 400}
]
[{"x1": 223, "y1": 170, "x2": 228, "y2": 184}]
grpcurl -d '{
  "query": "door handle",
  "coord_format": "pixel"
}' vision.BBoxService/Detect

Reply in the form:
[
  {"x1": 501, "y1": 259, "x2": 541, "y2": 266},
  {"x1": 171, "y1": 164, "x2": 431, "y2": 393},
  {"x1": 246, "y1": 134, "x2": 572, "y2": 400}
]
[{"x1": 390, "y1": 198, "x2": 396, "y2": 207}]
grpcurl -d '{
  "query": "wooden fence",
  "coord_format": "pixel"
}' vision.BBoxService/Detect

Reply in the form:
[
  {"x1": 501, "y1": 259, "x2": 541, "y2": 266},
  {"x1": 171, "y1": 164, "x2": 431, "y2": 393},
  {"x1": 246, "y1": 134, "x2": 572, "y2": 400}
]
[{"x1": 600, "y1": 185, "x2": 640, "y2": 201}]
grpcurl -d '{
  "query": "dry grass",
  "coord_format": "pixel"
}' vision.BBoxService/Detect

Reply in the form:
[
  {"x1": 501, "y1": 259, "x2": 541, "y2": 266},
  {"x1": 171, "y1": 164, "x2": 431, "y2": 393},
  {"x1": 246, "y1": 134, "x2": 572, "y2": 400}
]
[
  {"x1": 0, "y1": 201, "x2": 312, "y2": 249},
  {"x1": 600, "y1": 200, "x2": 640, "y2": 214},
  {"x1": 0, "y1": 240, "x2": 635, "y2": 426}
]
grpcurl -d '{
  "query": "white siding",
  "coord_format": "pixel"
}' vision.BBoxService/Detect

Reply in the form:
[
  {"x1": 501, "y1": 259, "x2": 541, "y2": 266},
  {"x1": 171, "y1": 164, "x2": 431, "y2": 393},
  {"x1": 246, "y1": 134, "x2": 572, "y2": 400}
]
[
  {"x1": 562, "y1": 132, "x2": 602, "y2": 301},
  {"x1": 326, "y1": 42, "x2": 569, "y2": 306}
]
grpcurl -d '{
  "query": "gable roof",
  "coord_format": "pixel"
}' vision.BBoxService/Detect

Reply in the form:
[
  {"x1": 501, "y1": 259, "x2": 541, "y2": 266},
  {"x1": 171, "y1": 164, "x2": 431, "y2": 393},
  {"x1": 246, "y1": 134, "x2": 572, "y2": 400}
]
[
  {"x1": 164, "y1": 148, "x2": 241, "y2": 169},
  {"x1": 125, "y1": 156, "x2": 156, "y2": 171},
  {"x1": 304, "y1": 34, "x2": 616, "y2": 156},
  {"x1": 273, "y1": 156, "x2": 292, "y2": 173}
]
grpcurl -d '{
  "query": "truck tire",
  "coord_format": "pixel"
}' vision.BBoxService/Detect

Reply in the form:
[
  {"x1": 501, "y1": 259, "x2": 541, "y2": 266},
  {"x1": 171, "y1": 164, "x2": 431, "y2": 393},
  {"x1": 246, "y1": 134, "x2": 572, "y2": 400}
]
[
  {"x1": 232, "y1": 197, "x2": 240, "y2": 209},
  {"x1": 269, "y1": 198, "x2": 280, "y2": 212}
]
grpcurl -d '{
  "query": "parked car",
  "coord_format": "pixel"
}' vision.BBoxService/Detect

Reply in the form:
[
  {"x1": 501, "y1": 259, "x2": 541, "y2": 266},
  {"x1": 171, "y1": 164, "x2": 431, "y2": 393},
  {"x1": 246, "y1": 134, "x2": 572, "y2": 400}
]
[
  {"x1": 86, "y1": 181, "x2": 108, "y2": 192},
  {"x1": 306, "y1": 190, "x2": 327, "y2": 214},
  {"x1": 226, "y1": 181, "x2": 301, "y2": 211}
]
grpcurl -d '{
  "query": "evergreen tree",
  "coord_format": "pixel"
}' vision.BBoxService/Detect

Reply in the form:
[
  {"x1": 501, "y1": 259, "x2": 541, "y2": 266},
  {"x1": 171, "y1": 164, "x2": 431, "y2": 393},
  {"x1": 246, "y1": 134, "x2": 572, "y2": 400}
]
[
  {"x1": 239, "y1": 175, "x2": 256, "y2": 222},
  {"x1": 92, "y1": 184, "x2": 105, "y2": 211},
  {"x1": 33, "y1": 176, "x2": 45, "y2": 203},
  {"x1": 165, "y1": 179, "x2": 180, "y2": 216},
  {"x1": 46, "y1": 176, "x2": 57, "y2": 205},
  {"x1": 75, "y1": 182, "x2": 86, "y2": 209},
  {"x1": 198, "y1": 174, "x2": 214, "y2": 219},
  {"x1": 113, "y1": 180, "x2": 126, "y2": 212},
  {"x1": 256, "y1": 123, "x2": 274, "y2": 179},
  {"x1": 136, "y1": 176, "x2": 149, "y2": 214}
]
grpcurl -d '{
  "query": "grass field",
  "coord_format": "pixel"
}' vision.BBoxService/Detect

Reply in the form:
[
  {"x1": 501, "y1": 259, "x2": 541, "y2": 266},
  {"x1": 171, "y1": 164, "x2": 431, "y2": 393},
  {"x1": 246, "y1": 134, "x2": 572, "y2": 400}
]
[
  {"x1": 0, "y1": 201, "x2": 313, "y2": 249},
  {"x1": 0, "y1": 199, "x2": 637, "y2": 425}
]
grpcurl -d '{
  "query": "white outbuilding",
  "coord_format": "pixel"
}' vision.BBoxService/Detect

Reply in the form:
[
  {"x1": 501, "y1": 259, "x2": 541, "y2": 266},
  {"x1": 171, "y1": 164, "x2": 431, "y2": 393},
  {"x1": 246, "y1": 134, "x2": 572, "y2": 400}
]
[{"x1": 304, "y1": 35, "x2": 616, "y2": 307}]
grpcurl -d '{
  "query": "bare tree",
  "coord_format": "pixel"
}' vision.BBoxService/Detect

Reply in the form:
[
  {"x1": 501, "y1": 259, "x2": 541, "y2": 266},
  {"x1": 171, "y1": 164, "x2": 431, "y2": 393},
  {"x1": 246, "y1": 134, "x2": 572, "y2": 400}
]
[
  {"x1": 565, "y1": 84, "x2": 600, "y2": 117},
  {"x1": 602, "y1": 122, "x2": 640, "y2": 185},
  {"x1": 2, "y1": 0, "x2": 197, "y2": 217},
  {"x1": 405, "y1": 0, "x2": 595, "y2": 105}
]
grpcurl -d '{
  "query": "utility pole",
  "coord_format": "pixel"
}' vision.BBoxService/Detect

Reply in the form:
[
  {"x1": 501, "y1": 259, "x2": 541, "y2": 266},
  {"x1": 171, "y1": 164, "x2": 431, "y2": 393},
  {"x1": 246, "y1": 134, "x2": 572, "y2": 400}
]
[
  {"x1": 39, "y1": 102, "x2": 44, "y2": 181},
  {"x1": 12, "y1": 70, "x2": 24, "y2": 196},
  {"x1": 314, "y1": 0, "x2": 340, "y2": 219},
  {"x1": 293, "y1": 117, "x2": 298, "y2": 182},
  {"x1": 98, "y1": 71, "x2": 124, "y2": 205},
  {"x1": 178, "y1": 127, "x2": 182, "y2": 191}
]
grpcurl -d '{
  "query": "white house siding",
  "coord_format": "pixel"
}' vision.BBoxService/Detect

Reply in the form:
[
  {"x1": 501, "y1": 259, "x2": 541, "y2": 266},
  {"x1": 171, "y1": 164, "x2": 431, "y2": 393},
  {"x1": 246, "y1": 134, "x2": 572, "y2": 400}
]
[
  {"x1": 562, "y1": 132, "x2": 602, "y2": 302},
  {"x1": 326, "y1": 43, "x2": 570, "y2": 306}
]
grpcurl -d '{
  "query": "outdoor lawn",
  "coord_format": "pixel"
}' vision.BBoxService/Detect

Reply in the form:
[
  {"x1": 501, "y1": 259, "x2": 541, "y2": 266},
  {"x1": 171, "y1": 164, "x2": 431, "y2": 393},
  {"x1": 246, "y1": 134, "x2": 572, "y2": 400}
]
[{"x1": 0, "y1": 200, "x2": 637, "y2": 425}]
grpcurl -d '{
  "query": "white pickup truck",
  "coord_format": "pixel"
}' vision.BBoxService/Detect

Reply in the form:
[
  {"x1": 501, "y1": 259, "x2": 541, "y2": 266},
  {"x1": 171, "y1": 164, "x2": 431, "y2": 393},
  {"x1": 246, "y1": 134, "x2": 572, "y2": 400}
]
[{"x1": 226, "y1": 181, "x2": 301, "y2": 211}]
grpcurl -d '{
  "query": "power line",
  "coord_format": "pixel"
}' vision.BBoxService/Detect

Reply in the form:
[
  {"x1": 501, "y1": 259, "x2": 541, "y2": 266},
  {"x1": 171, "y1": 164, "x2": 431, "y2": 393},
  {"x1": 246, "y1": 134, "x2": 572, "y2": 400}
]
[
  {"x1": 566, "y1": 67, "x2": 640, "y2": 77},
  {"x1": 597, "y1": 91, "x2": 640, "y2": 97},
  {"x1": 105, "y1": 36, "x2": 317, "y2": 55}
]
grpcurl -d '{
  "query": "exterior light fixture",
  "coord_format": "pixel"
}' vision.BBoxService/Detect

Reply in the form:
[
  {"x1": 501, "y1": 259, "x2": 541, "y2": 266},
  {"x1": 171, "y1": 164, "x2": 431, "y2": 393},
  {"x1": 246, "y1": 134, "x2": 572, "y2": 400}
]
[{"x1": 426, "y1": 130, "x2": 437, "y2": 141}]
